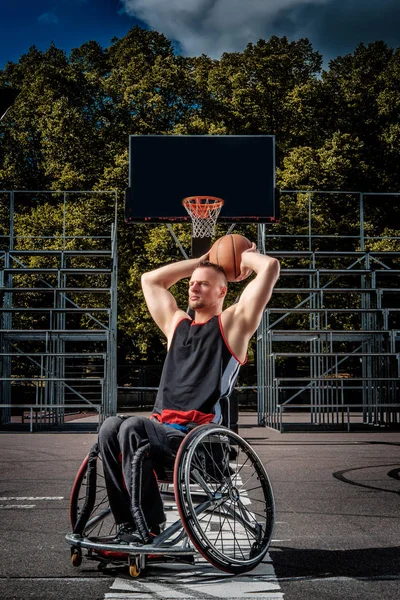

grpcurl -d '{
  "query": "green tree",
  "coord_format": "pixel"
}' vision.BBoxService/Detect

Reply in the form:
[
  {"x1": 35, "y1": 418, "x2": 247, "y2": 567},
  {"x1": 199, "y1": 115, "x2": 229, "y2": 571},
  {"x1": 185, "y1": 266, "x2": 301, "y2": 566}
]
[
  {"x1": 321, "y1": 41, "x2": 399, "y2": 190},
  {"x1": 2, "y1": 29, "x2": 399, "y2": 365},
  {"x1": 206, "y1": 37, "x2": 322, "y2": 150}
]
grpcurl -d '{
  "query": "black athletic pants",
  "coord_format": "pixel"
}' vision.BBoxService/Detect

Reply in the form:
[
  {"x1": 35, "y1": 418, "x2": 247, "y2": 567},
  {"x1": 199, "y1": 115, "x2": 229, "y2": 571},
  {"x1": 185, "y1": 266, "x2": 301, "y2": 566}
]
[{"x1": 98, "y1": 415, "x2": 185, "y2": 527}]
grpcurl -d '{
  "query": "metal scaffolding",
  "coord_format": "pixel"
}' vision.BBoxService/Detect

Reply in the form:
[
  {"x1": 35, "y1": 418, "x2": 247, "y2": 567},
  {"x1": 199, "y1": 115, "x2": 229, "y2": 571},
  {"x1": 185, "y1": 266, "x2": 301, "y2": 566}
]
[
  {"x1": 0, "y1": 190, "x2": 118, "y2": 431},
  {"x1": 257, "y1": 191, "x2": 400, "y2": 432},
  {"x1": 2, "y1": 188, "x2": 398, "y2": 433}
]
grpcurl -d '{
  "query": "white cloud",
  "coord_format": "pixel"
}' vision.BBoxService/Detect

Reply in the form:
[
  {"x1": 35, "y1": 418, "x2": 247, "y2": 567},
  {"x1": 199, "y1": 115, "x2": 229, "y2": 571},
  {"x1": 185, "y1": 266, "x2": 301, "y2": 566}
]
[
  {"x1": 119, "y1": 0, "x2": 329, "y2": 56},
  {"x1": 38, "y1": 11, "x2": 60, "y2": 25}
]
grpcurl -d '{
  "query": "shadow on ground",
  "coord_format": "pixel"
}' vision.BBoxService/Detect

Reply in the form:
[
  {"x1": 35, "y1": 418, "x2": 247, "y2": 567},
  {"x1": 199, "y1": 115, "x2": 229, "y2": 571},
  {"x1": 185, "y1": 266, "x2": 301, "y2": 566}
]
[{"x1": 270, "y1": 546, "x2": 400, "y2": 580}]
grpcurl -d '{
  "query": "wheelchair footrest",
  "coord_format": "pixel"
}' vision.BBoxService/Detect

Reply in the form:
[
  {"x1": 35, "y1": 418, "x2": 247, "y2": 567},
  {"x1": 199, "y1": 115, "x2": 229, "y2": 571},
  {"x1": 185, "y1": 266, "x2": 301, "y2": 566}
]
[{"x1": 65, "y1": 532, "x2": 195, "y2": 556}]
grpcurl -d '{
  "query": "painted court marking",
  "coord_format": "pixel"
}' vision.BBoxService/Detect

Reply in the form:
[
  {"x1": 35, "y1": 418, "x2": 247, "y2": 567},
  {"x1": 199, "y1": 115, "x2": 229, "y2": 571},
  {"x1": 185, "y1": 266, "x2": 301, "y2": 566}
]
[
  {"x1": 106, "y1": 558, "x2": 284, "y2": 599},
  {"x1": 102, "y1": 464, "x2": 284, "y2": 599},
  {"x1": 0, "y1": 496, "x2": 64, "y2": 501},
  {"x1": 0, "y1": 505, "x2": 37, "y2": 509},
  {"x1": 0, "y1": 496, "x2": 64, "y2": 509}
]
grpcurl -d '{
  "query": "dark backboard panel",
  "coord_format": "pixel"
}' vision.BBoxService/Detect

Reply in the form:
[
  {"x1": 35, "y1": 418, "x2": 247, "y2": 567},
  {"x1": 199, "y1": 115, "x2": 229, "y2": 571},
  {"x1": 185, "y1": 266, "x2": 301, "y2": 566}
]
[
  {"x1": 0, "y1": 88, "x2": 19, "y2": 121},
  {"x1": 125, "y1": 135, "x2": 277, "y2": 223}
]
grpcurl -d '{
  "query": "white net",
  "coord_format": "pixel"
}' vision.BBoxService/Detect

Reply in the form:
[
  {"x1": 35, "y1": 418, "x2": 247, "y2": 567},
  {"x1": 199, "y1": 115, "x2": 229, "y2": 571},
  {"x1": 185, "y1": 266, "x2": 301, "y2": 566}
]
[{"x1": 182, "y1": 197, "x2": 224, "y2": 238}]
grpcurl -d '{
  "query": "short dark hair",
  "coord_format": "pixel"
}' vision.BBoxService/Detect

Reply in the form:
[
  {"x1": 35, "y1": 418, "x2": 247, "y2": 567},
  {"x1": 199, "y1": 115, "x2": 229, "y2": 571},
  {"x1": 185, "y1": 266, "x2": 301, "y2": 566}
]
[{"x1": 195, "y1": 260, "x2": 227, "y2": 283}]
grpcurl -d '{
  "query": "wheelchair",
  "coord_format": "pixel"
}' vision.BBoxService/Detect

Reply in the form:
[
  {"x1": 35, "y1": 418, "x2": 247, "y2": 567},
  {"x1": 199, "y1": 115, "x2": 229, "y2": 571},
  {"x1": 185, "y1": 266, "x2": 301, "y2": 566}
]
[{"x1": 66, "y1": 423, "x2": 275, "y2": 577}]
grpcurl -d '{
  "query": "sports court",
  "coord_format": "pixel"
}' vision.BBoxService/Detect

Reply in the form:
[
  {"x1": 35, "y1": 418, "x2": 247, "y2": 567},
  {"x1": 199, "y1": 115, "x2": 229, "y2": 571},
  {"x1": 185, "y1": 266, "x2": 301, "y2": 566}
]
[
  {"x1": 1, "y1": 121, "x2": 400, "y2": 599},
  {"x1": 0, "y1": 414, "x2": 399, "y2": 600}
]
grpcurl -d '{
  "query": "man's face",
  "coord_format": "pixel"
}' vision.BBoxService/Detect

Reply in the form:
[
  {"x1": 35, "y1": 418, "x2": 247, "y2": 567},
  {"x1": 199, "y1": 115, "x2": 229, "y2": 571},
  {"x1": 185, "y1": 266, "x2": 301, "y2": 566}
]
[{"x1": 188, "y1": 267, "x2": 227, "y2": 311}]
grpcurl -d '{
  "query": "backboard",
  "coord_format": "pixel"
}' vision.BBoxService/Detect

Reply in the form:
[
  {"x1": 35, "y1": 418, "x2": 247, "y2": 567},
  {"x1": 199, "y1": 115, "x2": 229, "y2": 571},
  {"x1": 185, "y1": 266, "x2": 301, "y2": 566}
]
[
  {"x1": 0, "y1": 88, "x2": 19, "y2": 121},
  {"x1": 125, "y1": 135, "x2": 278, "y2": 224}
]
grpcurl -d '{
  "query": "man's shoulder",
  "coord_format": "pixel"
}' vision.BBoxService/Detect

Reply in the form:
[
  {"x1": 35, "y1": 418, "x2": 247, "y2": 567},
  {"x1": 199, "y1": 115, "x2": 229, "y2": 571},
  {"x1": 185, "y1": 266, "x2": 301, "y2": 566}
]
[
  {"x1": 172, "y1": 309, "x2": 192, "y2": 324},
  {"x1": 219, "y1": 304, "x2": 240, "y2": 329},
  {"x1": 167, "y1": 310, "x2": 191, "y2": 344},
  {"x1": 221, "y1": 303, "x2": 239, "y2": 319}
]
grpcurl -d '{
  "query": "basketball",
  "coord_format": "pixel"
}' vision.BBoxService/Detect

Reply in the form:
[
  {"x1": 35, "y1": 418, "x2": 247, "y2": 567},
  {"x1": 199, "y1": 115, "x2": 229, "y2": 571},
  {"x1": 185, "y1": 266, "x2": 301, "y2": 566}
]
[{"x1": 209, "y1": 234, "x2": 253, "y2": 282}]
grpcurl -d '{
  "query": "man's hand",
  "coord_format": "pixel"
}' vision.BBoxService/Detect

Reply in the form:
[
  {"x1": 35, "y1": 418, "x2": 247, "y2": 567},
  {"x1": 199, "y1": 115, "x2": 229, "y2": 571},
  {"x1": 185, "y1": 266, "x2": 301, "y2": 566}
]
[
  {"x1": 198, "y1": 251, "x2": 210, "y2": 263},
  {"x1": 236, "y1": 243, "x2": 257, "y2": 281}
]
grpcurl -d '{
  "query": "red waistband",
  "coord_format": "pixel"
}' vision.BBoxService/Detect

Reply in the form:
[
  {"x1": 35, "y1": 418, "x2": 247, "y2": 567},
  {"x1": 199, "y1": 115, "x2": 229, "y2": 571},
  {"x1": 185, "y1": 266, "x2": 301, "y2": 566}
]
[{"x1": 151, "y1": 409, "x2": 215, "y2": 426}]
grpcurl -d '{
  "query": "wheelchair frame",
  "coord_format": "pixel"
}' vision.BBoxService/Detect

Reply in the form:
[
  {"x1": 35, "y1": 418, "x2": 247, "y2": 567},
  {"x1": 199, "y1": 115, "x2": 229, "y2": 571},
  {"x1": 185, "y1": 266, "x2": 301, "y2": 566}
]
[{"x1": 66, "y1": 424, "x2": 275, "y2": 577}]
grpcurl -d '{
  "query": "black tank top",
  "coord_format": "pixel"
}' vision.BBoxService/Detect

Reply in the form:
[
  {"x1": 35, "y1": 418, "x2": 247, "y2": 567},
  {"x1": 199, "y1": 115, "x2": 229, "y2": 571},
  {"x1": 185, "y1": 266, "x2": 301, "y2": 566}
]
[{"x1": 152, "y1": 314, "x2": 245, "y2": 426}]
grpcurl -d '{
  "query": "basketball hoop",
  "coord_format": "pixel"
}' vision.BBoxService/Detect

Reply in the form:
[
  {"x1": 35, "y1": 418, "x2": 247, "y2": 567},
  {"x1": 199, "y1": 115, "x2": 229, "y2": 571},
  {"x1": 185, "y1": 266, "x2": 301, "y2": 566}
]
[{"x1": 182, "y1": 196, "x2": 224, "y2": 238}]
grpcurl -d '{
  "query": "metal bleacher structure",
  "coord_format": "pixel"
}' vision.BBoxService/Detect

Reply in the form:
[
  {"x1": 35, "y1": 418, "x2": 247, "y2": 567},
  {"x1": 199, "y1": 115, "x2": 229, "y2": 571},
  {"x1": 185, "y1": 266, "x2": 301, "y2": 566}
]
[
  {"x1": 257, "y1": 191, "x2": 400, "y2": 432},
  {"x1": 0, "y1": 190, "x2": 117, "y2": 431},
  {"x1": 0, "y1": 188, "x2": 399, "y2": 433}
]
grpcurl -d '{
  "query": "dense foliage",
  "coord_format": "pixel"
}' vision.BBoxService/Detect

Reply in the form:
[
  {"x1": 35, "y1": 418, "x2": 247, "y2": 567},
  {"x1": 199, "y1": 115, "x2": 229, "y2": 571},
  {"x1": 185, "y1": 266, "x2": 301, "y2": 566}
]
[{"x1": 1, "y1": 28, "x2": 399, "y2": 366}]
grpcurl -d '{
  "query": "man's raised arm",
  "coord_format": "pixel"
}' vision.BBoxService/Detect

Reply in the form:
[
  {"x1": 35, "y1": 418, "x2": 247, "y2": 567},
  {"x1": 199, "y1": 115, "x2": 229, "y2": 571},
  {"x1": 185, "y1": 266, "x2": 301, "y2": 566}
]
[
  {"x1": 141, "y1": 258, "x2": 200, "y2": 340},
  {"x1": 224, "y1": 246, "x2": 280, "y2": 344}
]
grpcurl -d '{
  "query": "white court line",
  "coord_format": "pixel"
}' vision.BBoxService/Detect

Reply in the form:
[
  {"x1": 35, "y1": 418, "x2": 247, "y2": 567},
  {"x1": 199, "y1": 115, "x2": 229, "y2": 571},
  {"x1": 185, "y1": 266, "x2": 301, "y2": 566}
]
[
  {"x1": 0, "y1": 505, "x2": 36, "y2": 509},
  {"x1": 107, "y1": 559, "x2": 285, "y2": 599},
  {"x1": 104, "y1": 466, "x2": 285, "y2": 600},
  {"x1": 0, "y1": 496, "x2": 64, "y2": 501},
  {"x1": 0, "y1": 577, "x2": 106, "y2": 582},
  {"x1": 0, "y1": 496, "x2": 64, "y2": 510}
]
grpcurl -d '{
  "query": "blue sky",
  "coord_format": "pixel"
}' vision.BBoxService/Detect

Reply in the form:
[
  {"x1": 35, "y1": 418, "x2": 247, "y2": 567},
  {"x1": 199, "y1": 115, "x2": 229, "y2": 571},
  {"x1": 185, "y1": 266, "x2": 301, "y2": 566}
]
[
  {"x1": 0, "y1": 1, "x2": 141, "y2": 68},
  {"x1": 1, "y1": 0, "x2": 400, "y2": 70}
]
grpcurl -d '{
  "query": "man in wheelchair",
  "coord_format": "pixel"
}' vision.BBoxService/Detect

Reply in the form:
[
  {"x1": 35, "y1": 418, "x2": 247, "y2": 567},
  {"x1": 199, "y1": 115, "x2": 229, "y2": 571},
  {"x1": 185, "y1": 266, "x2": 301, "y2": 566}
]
[{"x1": 98, "y1": 246, "x2": 280, "y2": 545}]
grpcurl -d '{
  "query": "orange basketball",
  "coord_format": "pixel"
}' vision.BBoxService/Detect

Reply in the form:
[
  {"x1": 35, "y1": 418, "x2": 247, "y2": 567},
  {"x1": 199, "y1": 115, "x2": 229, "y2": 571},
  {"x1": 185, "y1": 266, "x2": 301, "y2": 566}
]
[{"x1": 209, "y1": 234, "x2": 253, "y2": 282}]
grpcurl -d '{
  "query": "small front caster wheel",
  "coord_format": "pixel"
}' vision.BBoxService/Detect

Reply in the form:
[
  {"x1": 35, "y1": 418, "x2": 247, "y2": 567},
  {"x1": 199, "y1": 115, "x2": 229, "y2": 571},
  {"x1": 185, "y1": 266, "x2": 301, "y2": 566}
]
[
  {"x1": 71, "y1": 548, "x2": 82, "y2": 567},
  {"x1": 129, "y1": 563, "x2": 140, "y2": 578}
]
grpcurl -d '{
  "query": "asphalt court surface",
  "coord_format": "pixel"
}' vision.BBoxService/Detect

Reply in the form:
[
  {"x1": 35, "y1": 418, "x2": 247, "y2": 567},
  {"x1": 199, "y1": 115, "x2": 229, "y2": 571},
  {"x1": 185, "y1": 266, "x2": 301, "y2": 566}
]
[{"x1": 0, "y1": 413, "x2": 399, "y2": 600}]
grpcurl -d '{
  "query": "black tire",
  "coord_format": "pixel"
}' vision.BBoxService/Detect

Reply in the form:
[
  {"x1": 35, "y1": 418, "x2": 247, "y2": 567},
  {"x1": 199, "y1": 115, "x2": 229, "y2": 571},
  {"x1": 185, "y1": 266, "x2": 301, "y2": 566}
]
[
  {"x1": 174, "y1": 424, "x2": 274, "y2": 574},
  {"x1": 70, "y1": 453, "x2": 117, "y2": 539}
]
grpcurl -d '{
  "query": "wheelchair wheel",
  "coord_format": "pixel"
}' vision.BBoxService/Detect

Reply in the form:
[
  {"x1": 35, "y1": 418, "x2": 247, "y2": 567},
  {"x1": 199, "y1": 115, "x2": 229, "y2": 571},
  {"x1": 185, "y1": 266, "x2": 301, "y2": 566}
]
[
  {"x1": 70, "y1": 449, "x2": 117, "y2": 539},
  {"x1": 174, "y1": 424, "x2": 274, "y2": 574}
]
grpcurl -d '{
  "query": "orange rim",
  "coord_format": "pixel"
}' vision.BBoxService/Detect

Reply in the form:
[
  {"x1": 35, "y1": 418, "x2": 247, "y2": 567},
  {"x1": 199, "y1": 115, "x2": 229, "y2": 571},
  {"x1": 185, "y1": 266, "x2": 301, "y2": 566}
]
[{"x1": 182, "y1": 196, "x2": 224, "y2": 218}]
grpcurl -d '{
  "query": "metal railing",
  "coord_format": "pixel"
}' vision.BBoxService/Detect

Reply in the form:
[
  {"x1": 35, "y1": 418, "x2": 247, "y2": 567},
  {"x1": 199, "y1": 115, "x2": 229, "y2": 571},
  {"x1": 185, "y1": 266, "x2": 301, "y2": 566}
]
[
  {"x1": 0, "y1": 190, "x2": 118, "y2": 431},
  {"x1": 256, "y1": 190, "x2": 400, "y2": 431}
]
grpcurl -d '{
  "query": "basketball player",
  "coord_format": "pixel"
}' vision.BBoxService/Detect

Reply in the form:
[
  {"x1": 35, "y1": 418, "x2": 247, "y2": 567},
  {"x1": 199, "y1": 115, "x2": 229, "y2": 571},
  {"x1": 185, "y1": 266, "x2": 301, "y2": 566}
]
[{"x1": 98, "y1": 244, "x2": 280, "y2": 543}]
